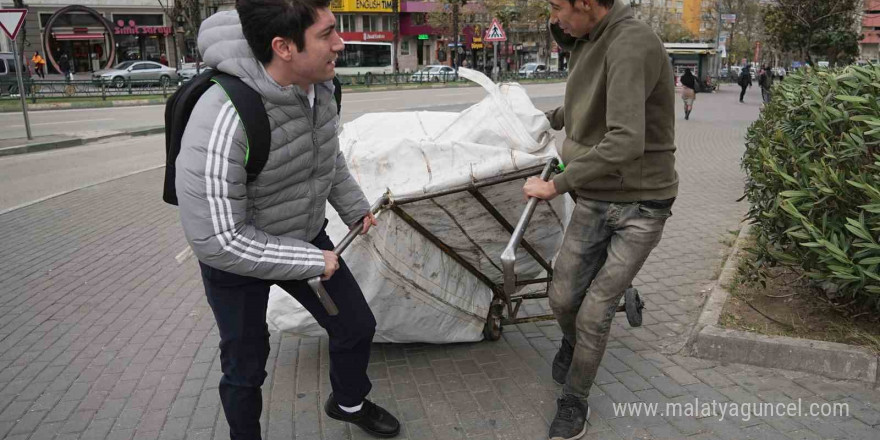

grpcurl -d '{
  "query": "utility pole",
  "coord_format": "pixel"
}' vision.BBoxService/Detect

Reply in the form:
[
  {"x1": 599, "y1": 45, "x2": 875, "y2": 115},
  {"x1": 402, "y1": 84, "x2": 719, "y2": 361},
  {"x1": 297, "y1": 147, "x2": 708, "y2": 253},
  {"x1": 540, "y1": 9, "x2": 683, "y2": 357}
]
[
  {"x1": 393, "y1": 0, "x2": 399, "y2": 73},
  {"x1": 452, "y1": 1, "x2": 459, "y2": 71},
  {"x1": 714, "y1": 0, "x2": 723, "y2": 77}
]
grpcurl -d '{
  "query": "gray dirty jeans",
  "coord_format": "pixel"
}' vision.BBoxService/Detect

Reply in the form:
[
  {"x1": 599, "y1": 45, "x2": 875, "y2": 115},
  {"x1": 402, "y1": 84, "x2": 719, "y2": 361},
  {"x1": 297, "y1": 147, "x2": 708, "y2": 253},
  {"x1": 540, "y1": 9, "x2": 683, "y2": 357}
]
[{"x1": 550, "y1": 197, "x2": 673, "y2": 399}]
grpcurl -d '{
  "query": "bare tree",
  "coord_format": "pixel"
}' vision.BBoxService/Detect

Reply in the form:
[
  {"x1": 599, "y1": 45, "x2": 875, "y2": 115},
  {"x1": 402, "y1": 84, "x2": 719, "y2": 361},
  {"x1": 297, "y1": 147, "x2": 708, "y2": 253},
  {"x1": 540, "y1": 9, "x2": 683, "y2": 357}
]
[{"x1": 157, "y1": 0, "x2": 204, "y2": 67}]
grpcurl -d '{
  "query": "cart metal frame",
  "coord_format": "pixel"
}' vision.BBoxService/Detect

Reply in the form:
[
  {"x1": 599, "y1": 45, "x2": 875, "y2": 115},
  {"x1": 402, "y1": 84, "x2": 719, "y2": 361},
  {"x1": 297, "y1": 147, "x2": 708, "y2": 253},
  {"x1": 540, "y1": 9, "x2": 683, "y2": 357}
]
[{"x1": 307, "y1": 157, "x2": 643, "y2": 341}]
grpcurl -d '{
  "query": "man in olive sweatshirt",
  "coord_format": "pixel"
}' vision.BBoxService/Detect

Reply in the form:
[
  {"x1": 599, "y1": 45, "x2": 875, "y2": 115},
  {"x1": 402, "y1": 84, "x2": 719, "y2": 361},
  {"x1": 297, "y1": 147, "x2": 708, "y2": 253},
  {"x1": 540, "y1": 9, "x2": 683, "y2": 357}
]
[{"x1": 523, "y1": 1, "x2": 678, "y2": 438}]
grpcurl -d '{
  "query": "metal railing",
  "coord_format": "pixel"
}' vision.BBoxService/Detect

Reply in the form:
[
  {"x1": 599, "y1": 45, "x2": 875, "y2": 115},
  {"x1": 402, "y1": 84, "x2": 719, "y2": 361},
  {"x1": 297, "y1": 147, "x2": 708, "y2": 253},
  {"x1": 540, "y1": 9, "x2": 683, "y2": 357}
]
[
  {"x1": 0, "y1": 70, "x2": 569, "y2": 102},
  {"x1": 0, "y1": 78, "x2": 179, "y2": 102}
]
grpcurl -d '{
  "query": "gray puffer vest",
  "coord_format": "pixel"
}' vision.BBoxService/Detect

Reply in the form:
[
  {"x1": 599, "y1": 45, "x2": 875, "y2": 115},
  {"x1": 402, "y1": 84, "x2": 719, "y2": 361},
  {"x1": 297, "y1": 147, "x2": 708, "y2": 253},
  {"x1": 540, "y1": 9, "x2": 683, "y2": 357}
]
[{"x1": 175, "y1": 10, "x2": 369, "y2": 281}]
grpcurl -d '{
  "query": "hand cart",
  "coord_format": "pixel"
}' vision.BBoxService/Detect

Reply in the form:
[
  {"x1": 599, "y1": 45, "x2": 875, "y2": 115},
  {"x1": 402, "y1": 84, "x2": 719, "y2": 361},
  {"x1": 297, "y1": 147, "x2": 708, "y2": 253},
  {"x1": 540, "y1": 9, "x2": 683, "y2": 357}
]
[{"x1": 307, "y1": 157, "x2": 644, "y2": 341}]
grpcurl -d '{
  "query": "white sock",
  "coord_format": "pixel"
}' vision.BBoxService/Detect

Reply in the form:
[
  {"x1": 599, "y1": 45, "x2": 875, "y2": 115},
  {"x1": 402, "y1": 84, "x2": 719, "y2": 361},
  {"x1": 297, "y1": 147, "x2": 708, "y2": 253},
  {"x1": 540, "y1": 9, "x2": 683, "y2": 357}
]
[{"x1": 339, "y1": 402, "x2": 363, "y2": 413}]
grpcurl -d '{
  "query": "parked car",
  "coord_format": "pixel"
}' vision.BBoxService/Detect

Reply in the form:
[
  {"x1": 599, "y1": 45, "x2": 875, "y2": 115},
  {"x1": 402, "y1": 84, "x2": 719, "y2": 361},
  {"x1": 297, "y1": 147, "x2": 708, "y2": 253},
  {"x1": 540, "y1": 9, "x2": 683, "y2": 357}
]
[
  {"x1": 92, "y1": 61, "x2": 178, "y2": 88},
  {"x1": 518, "y1": 62, "x2": 547, "y2": 78},
  {"x1": 0, "y1": 52, "x2": 32, "y2": 96},
  {"x1": 178, "y1": 63, "x2": 211, "y2": 82},
  {"x1": 410, "y1": 65, "x2": 457, "y2": 82}
]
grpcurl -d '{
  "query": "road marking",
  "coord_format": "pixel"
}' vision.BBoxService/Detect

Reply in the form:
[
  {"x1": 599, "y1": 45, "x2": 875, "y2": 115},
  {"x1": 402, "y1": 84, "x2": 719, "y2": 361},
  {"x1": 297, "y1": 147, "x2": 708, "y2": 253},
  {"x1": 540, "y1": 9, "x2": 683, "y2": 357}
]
[
  {"x1": 176, "y1": 246, "x2": 194, "y2": 264},
  {"x1": 8, "y1": 118, "x2": 114, "y2": 128}
]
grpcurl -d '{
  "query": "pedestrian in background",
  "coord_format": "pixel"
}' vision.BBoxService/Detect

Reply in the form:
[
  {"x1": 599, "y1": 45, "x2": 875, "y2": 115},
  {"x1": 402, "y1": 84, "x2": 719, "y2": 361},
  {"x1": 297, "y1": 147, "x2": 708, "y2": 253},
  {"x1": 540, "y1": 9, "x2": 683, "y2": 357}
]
[
  {"x1": 738, "y1": 64, "x2": 752, "y2": 103},
  {"x1": 680, "y1": 68, "x2": 696, "y2": 120},
  {"x1": 59, "y1": 53, "x2": 71, "y2": 81},
  {"x1": 758, "y1": 64, "x2": 773, "y2": 105},
  {"x1": 31, "y1": 51, "x2": 46, "y2": 79}
]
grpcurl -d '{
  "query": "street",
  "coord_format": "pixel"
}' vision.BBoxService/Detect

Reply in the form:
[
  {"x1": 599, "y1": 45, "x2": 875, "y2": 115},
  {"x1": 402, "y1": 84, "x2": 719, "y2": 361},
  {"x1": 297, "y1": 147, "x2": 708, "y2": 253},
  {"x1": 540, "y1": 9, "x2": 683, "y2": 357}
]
[
  {"x1": 0, "y1": 84, "x2": 878, "y2": 440},
  {"x1": 0, "y1": 83, "x2": 567, "y2": 141},
  {"x1": 0, "y1": 82, "x2": 565, "y2": 212}
]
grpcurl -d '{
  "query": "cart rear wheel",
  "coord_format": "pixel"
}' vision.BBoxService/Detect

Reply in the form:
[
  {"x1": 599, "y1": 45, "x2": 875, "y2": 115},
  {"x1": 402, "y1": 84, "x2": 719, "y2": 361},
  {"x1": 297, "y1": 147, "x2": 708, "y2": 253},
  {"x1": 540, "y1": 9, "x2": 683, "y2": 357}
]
[
  {"x1": 624, "y1": 287, "x2": 644, "y2": 327},
  {"x1": 483, "y1": 303, "x2": 504, "y2": 341}
]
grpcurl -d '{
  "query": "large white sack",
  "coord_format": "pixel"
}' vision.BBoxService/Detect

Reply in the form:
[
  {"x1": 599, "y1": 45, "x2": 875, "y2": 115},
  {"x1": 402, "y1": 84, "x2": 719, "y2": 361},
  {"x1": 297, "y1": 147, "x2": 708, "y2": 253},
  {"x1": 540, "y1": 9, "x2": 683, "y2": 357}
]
[{"x1": 267, "y1": 68, "x2": 568, "y2": 343}]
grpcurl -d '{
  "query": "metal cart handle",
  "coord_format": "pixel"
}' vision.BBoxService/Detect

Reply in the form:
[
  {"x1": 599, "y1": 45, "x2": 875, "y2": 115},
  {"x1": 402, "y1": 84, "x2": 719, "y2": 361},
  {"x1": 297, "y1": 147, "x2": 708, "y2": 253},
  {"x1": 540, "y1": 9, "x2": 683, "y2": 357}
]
[
  {"x1": 500, "y1": 159, "x2": 559, "y2": 309},
  {"x1": 307, "y1": 196, "x2": 389, "y2": 316}
]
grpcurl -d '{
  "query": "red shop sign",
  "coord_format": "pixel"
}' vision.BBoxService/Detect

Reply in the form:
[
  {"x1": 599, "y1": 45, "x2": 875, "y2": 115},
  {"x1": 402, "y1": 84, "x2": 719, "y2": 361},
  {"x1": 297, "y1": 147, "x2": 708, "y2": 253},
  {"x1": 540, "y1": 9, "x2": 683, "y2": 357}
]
[
  {"x1": 339, "y1": 31, "x2": 393, "y2": 42},
  {"x1": 114, "y1": 19, "x2": 172, "y2": 36}
]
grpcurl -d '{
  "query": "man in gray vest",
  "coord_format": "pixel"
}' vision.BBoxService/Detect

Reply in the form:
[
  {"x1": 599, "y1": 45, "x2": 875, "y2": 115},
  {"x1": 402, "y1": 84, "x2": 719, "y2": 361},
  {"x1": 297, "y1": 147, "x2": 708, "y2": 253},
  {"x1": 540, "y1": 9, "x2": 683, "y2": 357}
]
[{"x1": 174, "y1": 0, "x2": 399, "y2": 437}]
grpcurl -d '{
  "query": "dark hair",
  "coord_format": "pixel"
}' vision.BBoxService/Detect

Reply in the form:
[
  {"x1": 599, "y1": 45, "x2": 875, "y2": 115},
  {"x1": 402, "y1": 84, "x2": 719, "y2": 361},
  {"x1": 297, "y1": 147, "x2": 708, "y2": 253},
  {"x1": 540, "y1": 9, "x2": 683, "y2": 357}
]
[
  {"x1": 236, "y1": 0, "x2": 331, "y2": 64},
  {"x1": 568, "y1": 0, "x2": 616, "y2": 7}
]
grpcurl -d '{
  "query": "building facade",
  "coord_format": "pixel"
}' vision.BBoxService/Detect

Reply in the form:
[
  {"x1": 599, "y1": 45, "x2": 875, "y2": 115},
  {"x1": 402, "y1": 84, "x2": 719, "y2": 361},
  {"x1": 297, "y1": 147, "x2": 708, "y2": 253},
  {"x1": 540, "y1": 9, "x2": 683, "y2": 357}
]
[{"x1": 1, "y1": 0, "x2": 183, "y2": 74}]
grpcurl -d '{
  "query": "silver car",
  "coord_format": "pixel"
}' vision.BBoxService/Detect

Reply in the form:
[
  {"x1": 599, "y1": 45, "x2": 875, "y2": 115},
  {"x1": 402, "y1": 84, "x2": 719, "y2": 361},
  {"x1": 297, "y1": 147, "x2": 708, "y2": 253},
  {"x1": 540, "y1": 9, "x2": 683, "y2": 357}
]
[
  {"x1": 92, "y1": 61, "x2": 178, "y2": 88},
  {"x1": 410, "y1": 65, "x2": 458, "y2": 83}
]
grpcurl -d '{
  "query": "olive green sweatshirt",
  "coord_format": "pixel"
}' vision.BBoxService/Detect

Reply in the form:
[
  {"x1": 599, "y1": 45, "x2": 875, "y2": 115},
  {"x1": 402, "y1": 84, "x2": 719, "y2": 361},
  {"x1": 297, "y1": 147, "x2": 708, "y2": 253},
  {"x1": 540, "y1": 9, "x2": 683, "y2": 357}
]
[{"x1": 547, "y1": 0, "x2": 679, "y2": 202}]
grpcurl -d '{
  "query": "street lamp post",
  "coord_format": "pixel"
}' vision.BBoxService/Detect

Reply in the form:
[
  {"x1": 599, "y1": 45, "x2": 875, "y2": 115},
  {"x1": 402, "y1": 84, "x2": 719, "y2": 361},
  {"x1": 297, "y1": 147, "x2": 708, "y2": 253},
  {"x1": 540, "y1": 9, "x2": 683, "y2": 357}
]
[
  {"x1": 176, "y1": 14, "x2": 187, "y2": 69},
  {"x1": 714, "y1": 0, "x2": 723, "y2": 77}
]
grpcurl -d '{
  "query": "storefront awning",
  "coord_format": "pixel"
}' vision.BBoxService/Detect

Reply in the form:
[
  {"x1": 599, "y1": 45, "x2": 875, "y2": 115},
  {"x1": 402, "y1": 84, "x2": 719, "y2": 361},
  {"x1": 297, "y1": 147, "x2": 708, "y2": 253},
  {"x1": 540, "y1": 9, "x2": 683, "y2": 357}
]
[{"x1": 53, "y1": 33, "x2": 105, "y2": 41}]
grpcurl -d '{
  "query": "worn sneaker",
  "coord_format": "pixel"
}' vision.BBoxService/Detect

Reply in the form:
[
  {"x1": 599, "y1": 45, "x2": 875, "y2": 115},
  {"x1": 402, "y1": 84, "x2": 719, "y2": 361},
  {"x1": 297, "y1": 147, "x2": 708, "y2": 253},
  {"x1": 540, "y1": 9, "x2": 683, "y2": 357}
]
[
  {"x1": 324, "y1": 393, "x2": 400, "y2": 438},
  {"x1": 552, "y1": 338, "x2": 574, "y2": 385},
  {"x1": 548, "y1": 394, "x2": 590, "y2": 440}
]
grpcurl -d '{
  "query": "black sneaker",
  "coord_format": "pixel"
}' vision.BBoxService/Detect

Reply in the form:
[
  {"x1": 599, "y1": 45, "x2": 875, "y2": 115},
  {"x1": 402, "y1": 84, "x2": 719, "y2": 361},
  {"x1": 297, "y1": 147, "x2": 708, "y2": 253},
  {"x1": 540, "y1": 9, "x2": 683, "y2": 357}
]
[
  {"x1": 548, "y1": 394, "x2": 590, "y2": 440},
  {"x1": 552, "y1": 338, "x2": 574, "y2": 385},
  {"x1": 324, "y1": 393, "x2": 400, "y2": 438}
]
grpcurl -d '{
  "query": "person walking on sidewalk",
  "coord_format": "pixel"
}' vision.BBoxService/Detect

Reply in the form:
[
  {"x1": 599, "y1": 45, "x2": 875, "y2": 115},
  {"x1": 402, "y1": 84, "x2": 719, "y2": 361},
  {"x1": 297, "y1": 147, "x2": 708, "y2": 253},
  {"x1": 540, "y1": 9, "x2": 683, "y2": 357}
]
[
  {"x1": 31, "y1": 51, "x2": 46, "y2": 79},
  {"x1": 758, "y1": 64, "x2": 773, "y2": 105},
  {"x1": 680, "y1": 68, "x2": 697, "y2": 120},
  {"x1": 59, "y1": 53, "x2": 72, "y2": 81},
  {"x1": 738, "y1": 64, "x2": 752, "y2": 103},
  {"x1": 524, "y1": 1, "x2": 678, "y2": 439},
  {"x1": 174, "y1": 0, "x2": 399, "y2": 438}
]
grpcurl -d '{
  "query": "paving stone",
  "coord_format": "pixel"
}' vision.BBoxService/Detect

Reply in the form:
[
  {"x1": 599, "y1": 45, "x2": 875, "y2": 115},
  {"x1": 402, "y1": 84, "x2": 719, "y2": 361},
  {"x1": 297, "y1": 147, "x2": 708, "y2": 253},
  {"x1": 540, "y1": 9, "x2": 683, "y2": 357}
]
[{"x1": 1, "y1": 88, "x2": 869, "y2": 440}]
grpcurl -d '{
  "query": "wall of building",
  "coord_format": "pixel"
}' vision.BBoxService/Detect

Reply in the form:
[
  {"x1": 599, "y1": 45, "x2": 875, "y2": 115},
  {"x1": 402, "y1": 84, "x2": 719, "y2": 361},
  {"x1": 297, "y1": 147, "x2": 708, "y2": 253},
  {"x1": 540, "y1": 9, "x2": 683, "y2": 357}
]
[{"x1": 0, "y1": 1, "x2": 179, "y2": 73}]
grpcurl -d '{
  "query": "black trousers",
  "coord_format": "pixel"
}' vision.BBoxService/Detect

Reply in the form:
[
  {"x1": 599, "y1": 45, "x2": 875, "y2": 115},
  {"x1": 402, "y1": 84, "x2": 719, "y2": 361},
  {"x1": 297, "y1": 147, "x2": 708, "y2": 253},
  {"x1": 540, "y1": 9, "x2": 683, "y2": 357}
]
[
  {"x1": 740, "y1": 84, "x2": 748, "y2": 102},
  {"x1": 200, "y1": 224, "x2": 376, "y2": 440}
]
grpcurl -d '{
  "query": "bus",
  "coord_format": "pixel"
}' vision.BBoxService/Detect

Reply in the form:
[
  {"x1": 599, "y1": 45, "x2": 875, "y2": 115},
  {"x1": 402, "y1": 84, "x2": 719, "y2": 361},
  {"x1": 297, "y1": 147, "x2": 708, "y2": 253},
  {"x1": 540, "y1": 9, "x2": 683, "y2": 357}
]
[{"x1": 335, "y1": 41, "x2": 394, "y2": 76}]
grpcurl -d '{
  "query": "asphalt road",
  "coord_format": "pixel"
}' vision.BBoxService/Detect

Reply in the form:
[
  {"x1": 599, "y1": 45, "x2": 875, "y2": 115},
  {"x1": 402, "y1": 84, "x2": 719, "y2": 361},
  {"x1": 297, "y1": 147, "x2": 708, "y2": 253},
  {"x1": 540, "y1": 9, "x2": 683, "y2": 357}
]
[
  {"x1": 0, "y1": 82, "x2": 566, "y2": 141},
  {"x1": 0, "y1": 82, "x2": 567, "y2": 212}
]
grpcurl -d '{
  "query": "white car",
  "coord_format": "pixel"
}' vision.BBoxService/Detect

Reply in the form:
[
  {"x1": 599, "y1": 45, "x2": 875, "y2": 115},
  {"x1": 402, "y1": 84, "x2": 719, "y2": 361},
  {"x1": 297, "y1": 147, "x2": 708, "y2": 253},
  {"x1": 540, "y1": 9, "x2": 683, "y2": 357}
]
[
  {"x1": 410, "y1": 65, "x2": 458, "y2": 83},
  {"x1": 518, "y1": 63, "x2": 547, "y2": 78},
  {"x1": 178, "y1": 64, "x2": 211, "y2": 82}
]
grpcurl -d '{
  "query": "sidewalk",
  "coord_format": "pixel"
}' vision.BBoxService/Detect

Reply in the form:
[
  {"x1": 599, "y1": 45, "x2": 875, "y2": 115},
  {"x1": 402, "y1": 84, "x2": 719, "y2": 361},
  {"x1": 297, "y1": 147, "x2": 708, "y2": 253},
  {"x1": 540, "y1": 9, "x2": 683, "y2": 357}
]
[
  {"x1": 0, "y1": 127, "x2": 164, "y2": 157},
  {"x1": 0, "y1": 87, "x2": 876, "y2": 440}
]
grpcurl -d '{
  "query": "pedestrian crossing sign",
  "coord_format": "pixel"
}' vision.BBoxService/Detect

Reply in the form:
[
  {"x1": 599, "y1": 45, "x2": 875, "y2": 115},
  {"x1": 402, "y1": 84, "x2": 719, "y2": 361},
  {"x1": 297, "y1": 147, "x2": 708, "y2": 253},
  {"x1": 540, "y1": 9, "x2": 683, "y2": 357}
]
[{"x1": 484, "y1": 18, "x2": 506, "y2": 42}]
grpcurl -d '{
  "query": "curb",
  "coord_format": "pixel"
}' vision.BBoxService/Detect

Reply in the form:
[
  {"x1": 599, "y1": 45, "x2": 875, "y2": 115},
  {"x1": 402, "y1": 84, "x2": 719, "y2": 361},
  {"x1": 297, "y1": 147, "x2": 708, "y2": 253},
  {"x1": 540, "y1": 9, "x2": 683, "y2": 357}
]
[
  {"x1": 687, "y1": 223, "x2": 880, "y2": 386},
  {"x1": 0, "y1": 165, "x2": 164, "y2": 217},
  {"x1": 0, "y1": 98, "x2": 167, "y2": 112},
  {"x1": 0, "y1": 126, "x2": 165, "y2": 157}
]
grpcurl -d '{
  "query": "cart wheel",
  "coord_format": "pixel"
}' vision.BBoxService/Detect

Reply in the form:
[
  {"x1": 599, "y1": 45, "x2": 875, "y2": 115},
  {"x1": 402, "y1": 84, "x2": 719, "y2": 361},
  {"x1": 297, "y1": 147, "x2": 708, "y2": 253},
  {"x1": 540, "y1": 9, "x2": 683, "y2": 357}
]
[
  {"x1": 624, "y1": 287, "x2": 644, "y2": 327},
  {"x1": 483, "y1": 304, "x2": 504, "y2": 341}
]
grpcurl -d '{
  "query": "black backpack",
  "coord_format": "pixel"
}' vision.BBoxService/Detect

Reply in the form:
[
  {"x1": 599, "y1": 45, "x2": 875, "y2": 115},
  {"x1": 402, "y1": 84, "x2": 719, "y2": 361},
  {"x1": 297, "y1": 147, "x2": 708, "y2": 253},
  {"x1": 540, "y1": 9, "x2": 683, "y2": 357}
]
[{"x1": 163, "y1": 71, "x2": 343, "y2": 205}]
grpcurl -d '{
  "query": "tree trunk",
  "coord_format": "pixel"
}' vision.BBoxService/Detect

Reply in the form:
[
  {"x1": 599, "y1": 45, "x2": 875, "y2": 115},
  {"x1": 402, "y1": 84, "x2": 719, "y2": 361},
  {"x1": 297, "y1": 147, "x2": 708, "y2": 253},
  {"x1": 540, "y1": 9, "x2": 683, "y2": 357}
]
[{"x1": 452, "y1": 3, "x2": 459, "y2": 70}]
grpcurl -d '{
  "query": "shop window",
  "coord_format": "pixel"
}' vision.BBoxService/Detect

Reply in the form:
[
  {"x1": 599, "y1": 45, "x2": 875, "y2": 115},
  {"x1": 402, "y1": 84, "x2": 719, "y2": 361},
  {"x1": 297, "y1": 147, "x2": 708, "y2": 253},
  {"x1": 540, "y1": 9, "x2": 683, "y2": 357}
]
[
  {"x1": 401, "y1": 41, "x2": 410, "y2": 56},
  {"x1": 363, "y1": 15, "x2": 381, "y2": 32},
  {"x1": 336, "y1": 14, "x2": 356, "y2": 32}
]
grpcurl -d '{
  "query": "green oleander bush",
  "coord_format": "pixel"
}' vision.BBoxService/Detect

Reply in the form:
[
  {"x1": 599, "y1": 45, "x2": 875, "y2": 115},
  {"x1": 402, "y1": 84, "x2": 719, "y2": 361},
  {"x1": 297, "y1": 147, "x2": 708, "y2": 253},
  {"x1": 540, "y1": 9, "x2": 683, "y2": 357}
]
[{"x1": 741, "y1": 64, "x2": 880, "y2": 313}]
